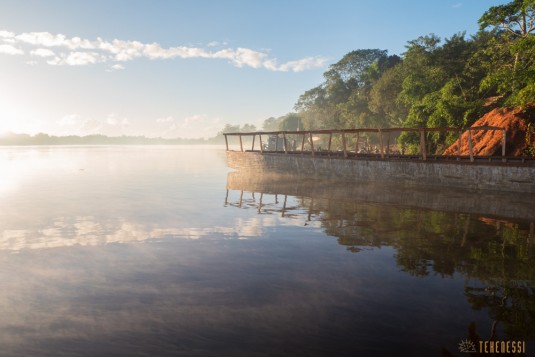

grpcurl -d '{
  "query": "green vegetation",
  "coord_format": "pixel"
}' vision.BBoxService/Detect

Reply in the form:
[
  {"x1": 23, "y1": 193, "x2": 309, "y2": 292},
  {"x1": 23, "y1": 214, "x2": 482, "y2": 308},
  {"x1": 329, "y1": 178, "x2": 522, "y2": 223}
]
[{"x1": 261, "y1": 0, "x2": 535, "y2": 154}]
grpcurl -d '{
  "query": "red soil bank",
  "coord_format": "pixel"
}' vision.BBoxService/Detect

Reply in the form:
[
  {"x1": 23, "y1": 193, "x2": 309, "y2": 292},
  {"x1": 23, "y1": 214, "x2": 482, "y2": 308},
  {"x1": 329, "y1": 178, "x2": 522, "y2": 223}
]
[{"x1": 443, "y1": 103, "x2": 535, "y2": 156}]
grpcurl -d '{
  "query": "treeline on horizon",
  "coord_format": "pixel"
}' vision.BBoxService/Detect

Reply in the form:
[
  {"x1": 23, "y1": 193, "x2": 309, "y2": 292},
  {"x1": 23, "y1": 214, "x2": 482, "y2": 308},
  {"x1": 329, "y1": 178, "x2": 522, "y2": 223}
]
[
  {"x1": 0, "y1": 132, "x2": 227, "y2": 146},
  {"x1": 227, "y1": 0, "x2": 535, "y2": 154}
]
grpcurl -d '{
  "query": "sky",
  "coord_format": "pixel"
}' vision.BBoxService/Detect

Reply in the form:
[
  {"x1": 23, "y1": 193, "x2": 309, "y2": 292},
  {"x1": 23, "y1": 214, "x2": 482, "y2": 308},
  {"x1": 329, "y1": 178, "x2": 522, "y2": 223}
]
[{"x1": 0, "y1": 0, "x2": 510, "y2": 139}]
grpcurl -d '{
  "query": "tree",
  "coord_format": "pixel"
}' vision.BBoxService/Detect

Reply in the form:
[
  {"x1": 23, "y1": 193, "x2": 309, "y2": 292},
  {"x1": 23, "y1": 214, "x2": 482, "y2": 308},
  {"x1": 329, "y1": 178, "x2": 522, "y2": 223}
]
[
  {"x1": 278, "y1": 113, "x2": 303, "y2": 131},
  {"x1": 479, "y1": 0, "x2": 535, "y2": 104}
]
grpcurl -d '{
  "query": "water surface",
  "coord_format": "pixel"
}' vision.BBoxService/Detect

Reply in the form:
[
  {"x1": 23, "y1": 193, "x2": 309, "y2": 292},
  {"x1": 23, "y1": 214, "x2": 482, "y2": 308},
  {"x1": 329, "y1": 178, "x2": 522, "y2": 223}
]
[{"x1": 0, "y1": 146, "x2": 533, "y2": 356}]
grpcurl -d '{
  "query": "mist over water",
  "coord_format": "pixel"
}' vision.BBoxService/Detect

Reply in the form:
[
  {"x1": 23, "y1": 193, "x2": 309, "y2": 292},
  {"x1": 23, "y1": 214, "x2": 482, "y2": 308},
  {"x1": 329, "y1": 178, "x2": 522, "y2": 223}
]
[{"x1": 0, "y1": 146, "x2": 533, "y2": 356}]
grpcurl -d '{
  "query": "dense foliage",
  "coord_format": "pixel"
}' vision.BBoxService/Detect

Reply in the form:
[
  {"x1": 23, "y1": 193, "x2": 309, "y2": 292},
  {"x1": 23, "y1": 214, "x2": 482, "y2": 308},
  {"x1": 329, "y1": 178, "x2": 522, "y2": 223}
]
[{"x1": 264, "y1": 0, "x2": 535, "y2": 154}]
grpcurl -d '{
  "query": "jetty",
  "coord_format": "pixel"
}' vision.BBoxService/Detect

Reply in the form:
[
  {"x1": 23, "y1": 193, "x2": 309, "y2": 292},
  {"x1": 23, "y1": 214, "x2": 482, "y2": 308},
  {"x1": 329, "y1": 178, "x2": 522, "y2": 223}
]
[{"x1": 224, "y1": 127, "x2": 535, "y2": 193}]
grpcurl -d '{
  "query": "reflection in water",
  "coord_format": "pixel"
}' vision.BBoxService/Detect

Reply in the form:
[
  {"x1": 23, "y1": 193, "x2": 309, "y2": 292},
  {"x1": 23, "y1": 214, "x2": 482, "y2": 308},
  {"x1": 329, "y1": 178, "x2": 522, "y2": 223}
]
[
  {"x1": 0, "y1": 146, "x2": 533, "y2": 356},
  {"x1": 226, "y1": 171, "x2": 535, "y2": 354}
]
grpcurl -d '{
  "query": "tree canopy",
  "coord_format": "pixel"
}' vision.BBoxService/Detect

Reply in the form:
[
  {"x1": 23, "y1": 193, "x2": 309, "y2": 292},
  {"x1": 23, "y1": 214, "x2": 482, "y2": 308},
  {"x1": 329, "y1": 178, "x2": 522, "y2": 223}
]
[{"x1": 285, "y1": 0, "x2": 535, "y2": 154}]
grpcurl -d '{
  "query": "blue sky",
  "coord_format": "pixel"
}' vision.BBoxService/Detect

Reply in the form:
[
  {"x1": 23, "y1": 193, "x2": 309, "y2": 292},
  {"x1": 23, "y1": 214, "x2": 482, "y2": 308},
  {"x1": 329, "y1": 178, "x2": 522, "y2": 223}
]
[{"x1": 0, "y1": 0, "x2": 508, "y2": 138}]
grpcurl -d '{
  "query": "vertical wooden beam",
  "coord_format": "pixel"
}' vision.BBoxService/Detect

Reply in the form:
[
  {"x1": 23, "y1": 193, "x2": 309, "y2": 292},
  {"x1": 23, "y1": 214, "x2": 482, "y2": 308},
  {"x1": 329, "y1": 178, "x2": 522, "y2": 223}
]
[
  {"x1": 467, "y1": 129, "x2": 474, "y2": 162},
  {"x1": 457, "y1": 130, "x2": 462, "y2": 160},
  {"x1": 251, "y1": 134, "x2": 255, "y2": 151},
  {"x1": 309, "y1": 132, "x2": 315, "y2": 156},
  {"x1": 283, "y1": 132, "x2": 288, "y2": 154},
  {"x1": 341, "y1": 132, "x2": 348, "y2": 158},
  {"x1": 224, "y1": 134, "x2": 229, "y2": 151},
  {"x1": 355, "y1": 133, "x2": 359, "y2": 156},
  {"x1": 275, "y1": 134, "x2": 279, "y2": 152},
  {"x1": 379, "y1": 129, "x2": 384, "y2": 159},
  {"x1": 259, "y1": 134, "x2": 263, "y2": 153},
  {"x1": 502, "y1": 129, "x2": 506, "y2": 162},
  {"x1": 419, "y1": 128, "x2": 426, "y2": 160},
  {"x1": 386, "y1": 131, "x2": 391, "y2": 156},
  {"x1": 258, "y1": 193, "x2": 263, "y2": 213},
  {"x1": 301, "y1": 133, "x2": 305, "y2": 153},
  {"x1": 328, "y1": 133, "x2": 332, "y2": 155},
  {"x1": 238, "y1": 190, "x2": 243, "y2": 208},
  {"x1": 239, "y1": 134, "x2": 243, "y2": 152}
]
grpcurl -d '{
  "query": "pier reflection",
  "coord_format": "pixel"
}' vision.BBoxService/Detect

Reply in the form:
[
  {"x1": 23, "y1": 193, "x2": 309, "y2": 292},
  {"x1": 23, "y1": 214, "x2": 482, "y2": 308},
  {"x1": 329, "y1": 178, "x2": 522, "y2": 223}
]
[{"x1": 225, "y1": 171, "x2": 535, "y2": 345}]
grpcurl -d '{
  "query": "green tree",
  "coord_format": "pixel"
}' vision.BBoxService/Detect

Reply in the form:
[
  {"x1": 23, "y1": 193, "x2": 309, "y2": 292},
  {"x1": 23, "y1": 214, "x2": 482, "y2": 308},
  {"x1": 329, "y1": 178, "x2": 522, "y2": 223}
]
[{"x1": 479, "y1": 0, "x2": 535, "y2": 104}]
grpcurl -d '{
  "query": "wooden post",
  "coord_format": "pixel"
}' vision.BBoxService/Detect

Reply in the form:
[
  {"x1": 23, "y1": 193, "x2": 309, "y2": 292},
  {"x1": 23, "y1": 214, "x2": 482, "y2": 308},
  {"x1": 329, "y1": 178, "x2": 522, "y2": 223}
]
[
  {"x1": 259, "y1": 134, "x2": 263, "y2": 153},
  {"x1": 238, "y1": 190, "x2": 243, "y2": 208},
  {"x1": 342, "y1": 132, "x2": 348, "y2": 158},
  {"x1": 224, "y1": 189, "x2": 229, "y2": 205},
  {"x1": 328, "y1": 133, "x2": 332, "y2": 155},
  {"x1": 355, "y1": 133, "x2": 360, "y2": 156},
  {"x1": 467, "y1": 129, "x2": 474, "y2": 162},
  {"x1": 379, "y1": 129, "x2": 384, "y2": 159},
  {"x1": 239, "y1": 134, "x2": 243, "y2": 152},
  {"x1": 301, "y1": 133, "x2": 305, "y2": 153},
  {"x1": 275, "y1": 134, "x2": 279, "y2": 152},
  {"x1": 309, "y1": 132, "x2": 315, "y2": 156},
  {"x1": 258, "y1": 193, "x2": 263, "y2": 213},
  {"x1": 502, "y1": 129, "x2": 506, "y2": 162},
  {"x1": 283, "y1": 132, "x2": 288, "y2": 154},
  {"x1": 224, "y1": 134, "x2": 229, "y2": 151},
  {"x1": 251, "y1": 134, "x2": 255, "y2": 151},
  {"x1": 457, "y1": 130, "x2": 462, "y2": 160},
  {"x1": 419, "y1": 128, "x2": 426, "y2": 160},
  {"x1": 386, "y1": 131, "x2": 391, "y2": 156}
]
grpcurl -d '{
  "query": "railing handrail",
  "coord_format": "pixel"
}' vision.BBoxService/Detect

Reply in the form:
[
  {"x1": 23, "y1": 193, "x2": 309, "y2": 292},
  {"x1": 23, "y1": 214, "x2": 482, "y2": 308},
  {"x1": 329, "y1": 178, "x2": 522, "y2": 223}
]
[{"x1": 223, "y1": 126, "x2": 508, "y2": 162}]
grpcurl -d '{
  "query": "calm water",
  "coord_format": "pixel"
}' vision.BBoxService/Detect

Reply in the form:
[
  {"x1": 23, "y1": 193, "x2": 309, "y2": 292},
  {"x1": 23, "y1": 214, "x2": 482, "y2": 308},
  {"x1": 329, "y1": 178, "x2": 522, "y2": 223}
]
[{"x1": 0, "y1": 146, "x2": 533, "y2": 356}]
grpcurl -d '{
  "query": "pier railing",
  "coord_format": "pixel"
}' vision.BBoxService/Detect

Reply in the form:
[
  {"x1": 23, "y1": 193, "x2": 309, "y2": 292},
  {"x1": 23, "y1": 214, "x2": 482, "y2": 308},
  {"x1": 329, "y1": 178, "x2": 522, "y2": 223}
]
[{"x1": 224, "y1": 126, "x2": 508, "y2": 162}]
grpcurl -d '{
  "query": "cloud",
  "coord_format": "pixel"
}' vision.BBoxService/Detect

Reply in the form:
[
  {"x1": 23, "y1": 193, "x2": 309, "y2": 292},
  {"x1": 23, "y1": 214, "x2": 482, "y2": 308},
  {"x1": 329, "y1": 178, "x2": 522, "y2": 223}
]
[
  {"x1": 452, "y1": 3, "x2": 462, "y2": 8},
  {"x1": 30, "y1": 48, "x2": 55, "y2": 57},
  {"x1": 0, "y1": 29, "x2": 327, "y2": 72},
  {"x1": 0, "y1": 44, "x2": 23, "y2": 55},
  {"x1": 157, "y1": 114, "x2": 222, "y2": 139}
]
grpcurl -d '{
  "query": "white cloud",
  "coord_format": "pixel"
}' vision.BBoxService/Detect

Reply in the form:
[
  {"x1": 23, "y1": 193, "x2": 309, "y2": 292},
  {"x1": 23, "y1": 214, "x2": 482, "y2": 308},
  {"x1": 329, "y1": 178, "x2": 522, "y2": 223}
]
[
  {"x1": 452, "y1": 3, "x2": 463, "y2": 9},
  {"x1": 158, "y1": 114, "x2": 222, "y2": 139},
  {"x1": 156, "y1": 116, "x2": 175, "y2": 123},
  {"x1": 0, "y1": 28, "x2": 327, "y2": 72},
  {"x1": 0, "y1": 44, "x2": 23, "y2": 55},
  {"x1": 30, "y1": 48, "x2": 55, "y2": 57},
  {"x1": 58, "y1": 114, "x2": 82, "y2": 127}
]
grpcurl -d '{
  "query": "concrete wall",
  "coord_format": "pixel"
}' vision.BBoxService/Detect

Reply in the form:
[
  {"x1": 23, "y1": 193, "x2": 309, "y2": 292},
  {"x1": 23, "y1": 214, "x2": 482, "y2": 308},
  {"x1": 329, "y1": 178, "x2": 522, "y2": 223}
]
[{"x1": 227, "y1": 151, "x2": 535, "y2": 193}]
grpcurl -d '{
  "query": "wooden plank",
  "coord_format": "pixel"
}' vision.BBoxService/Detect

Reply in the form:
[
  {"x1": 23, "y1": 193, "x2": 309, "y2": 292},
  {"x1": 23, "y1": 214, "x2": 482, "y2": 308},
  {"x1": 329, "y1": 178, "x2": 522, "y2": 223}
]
[
  {"x1": 379, "y1": 129, "x2": 384, "y2": 159},
  {"x1": 224, "y1": 134, "x2": 229, "y2": 151},
  {"x1": 419, "y1": 128, "x2": 426, "y2": 160},
  {"x1": 342, "y1": 132, "x2": 347, "y2": 158},
  {"x1": 251, "y1": 134, "x2": 255, "y2": 151},
  {"x1": 239, "y1": 135, "x2": 243, "y2": 152},
  {"x1": 502, "y1": 129, "x2": 506, "y2": 162},
  {"x1": 309, "y1": 132, "x2": 315, "y2": 156},
  {"x1": 457, "y1": 130, "x2": 462, "y2": 159},
  {"x1": 468, "y1": 129, "x2": 474, "y2": 162}
]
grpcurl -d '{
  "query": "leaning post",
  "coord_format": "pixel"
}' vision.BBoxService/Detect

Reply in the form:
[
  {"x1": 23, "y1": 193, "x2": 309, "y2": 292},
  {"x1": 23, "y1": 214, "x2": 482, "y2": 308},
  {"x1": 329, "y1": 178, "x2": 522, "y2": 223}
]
[
  {"x1": 309, "y1": 132, "x2": 315, "y2": 157},
  {"x1": 502, "y1": 129, "x2": 507, "y2": 162},
  {"x1": 379, "y1": 129, "x2": 385, "y2": 159},
  {"x1": 239, "y1": 134, "x2": 243, "y2": 152},
  {"x1": 224, "y1": 134, "x2": 229, "y2": 151},
  {"x1": 419, "y1": 128, "x2": 426, "y2": 160},
  {"x1": 342, "y1": 131, "x2": 348, "y2": 158},
  {"x1": 467, "y1": 129, "x2": 474, "y2": 162}
]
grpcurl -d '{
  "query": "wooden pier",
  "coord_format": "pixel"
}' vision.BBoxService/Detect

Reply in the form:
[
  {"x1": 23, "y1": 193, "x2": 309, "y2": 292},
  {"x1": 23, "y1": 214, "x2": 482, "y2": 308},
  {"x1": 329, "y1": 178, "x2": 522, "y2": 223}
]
[{"x1": 224, "y1": 126, "x2": 535, "y2": 165}]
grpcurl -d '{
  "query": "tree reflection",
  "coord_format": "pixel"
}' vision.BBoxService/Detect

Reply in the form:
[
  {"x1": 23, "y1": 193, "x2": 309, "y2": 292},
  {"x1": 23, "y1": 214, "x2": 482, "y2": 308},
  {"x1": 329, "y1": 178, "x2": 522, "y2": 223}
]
[{"x1": 225, "y1": 173, "x2": 535, "y2": 343}]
